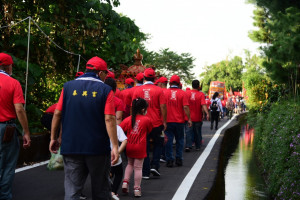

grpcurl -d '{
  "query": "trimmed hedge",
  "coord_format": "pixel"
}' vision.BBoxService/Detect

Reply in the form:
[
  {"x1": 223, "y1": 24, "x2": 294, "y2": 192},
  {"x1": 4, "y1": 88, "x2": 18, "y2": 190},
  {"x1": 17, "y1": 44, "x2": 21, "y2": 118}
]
[{"x1": 248, "y1": 99, "x2": 300, "y2": 199}]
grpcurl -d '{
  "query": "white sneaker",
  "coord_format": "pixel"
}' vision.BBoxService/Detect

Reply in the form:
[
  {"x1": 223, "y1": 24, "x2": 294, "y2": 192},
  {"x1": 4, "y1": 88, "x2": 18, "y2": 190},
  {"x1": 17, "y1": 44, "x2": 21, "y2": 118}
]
[
  {"x1": 134, "y1": 188, "x2": 142, "y2": 197},
  {"x1": 111, "y1": 194, "x2": 119, "y2": 200},
  {"x1": 122, "y1": 181, "x2": 129, "y2": 194}
]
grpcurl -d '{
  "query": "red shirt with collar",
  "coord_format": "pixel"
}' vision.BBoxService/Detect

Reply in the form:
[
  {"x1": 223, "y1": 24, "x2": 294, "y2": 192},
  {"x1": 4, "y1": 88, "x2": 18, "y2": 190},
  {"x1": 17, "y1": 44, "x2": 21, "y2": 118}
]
[
  {"x1": 0, "y1": 72, "x2": 25, "y2": 122},
  {"x1": 165, "y1": 87, "x2": 189, "y2": 123},
  {"x1": 114, "y1": 96, "x2": 125, "y2": 112},
  {"x1": 132, "y1": 83, "x2": 166, "y2": 127},
  {"x1": 119, "y1": 88, "x2": 132, "y2": 106},
  {"x1": 120, "y1": 115, "x2": 153, "y2": 158},
  {"x1": 186, "y1": 89, "x2": 206, "y2": 122}
]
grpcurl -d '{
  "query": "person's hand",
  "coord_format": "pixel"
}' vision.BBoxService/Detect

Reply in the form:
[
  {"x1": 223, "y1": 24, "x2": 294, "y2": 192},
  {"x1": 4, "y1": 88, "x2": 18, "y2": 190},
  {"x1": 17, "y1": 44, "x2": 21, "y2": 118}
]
[
  {"x1": 111, "y1": 147, "x2": 119, "y2": 165},
  {"x1": 206, "y1": 114, "x2": 210, "y2": 121},
  {"x1": 188, "y1": 119, "x2": 192, "y2": 128},
  {"x1": 163, "y1": 122, "x2": 167, "y2": 131},
  {"x1": 164, "y1": 134, "x2": 168, "y2": 145},
  {"x1": 23, "y1": 133, "x2": 31, "y2": 149},
  {"x1": 49, "y1": 139, "x2": 60, "y2": 154},
  {"x1": 57, "y1": 136, "x2": 62, "y2": 146}
]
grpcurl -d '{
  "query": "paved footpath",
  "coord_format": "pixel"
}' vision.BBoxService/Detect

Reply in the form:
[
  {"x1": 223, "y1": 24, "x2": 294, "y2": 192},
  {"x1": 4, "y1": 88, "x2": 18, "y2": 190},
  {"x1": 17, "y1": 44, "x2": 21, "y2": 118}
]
[{"x1": 13, "y1": 117, "x2": 237, "y2": 200}]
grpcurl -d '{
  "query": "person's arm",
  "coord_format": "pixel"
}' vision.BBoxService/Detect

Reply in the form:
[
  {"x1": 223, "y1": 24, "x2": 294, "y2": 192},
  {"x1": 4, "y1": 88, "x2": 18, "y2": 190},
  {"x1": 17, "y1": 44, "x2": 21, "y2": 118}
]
[
  {"x1": 160, "y1": 104, "x2": 167, "y2": 131},
  {"x1": 202, "y1": 104, "x2": 210, "y2": 121},
  {"x1": 116, "y1": 111, "x2": 123, "y2": 125},
  {"x1": 218, "y1": 100, "x2": 223, "y2": 112},
  {"x1": 14, "y1": 103, "x2": 31, "y2": 149},
  {"x1": 118, "y1": 139, "x2": 127, "y2": 154},
  {"x1": 105, "y1": 114, "x2": 119, "y2": 165},
  {"x1": 183, "y1": 105, "x2": 192, "y2": 127},
  {"x1": 49, "y1": 109, "x2": 62, "y2": 154}
]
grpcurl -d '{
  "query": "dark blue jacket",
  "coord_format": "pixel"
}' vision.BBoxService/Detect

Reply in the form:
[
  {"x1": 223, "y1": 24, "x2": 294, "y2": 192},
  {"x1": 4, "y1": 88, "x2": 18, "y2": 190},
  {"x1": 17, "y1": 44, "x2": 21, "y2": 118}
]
[{"x1": 60, "y1": 73, "x2": 112, "y2": 155}]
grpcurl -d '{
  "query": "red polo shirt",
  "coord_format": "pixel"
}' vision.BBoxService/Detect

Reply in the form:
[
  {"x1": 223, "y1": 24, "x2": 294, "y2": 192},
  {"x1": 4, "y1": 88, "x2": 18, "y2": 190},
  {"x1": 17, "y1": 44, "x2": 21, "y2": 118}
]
[
  {"x1": 165, "y1": 87, "x2": 189, "y2": 123},
  {"x1": 0, "y1": 72, "x2": 25, "y2": 122},
  {"x1": 132, "y1": 83, "x2": 166, "y2": 127},
  {"x1": 120, "y1": 115, "x2": 153, "y2": 158},
  {"x1": 205, "y1": 98, "x2": 211, "y2": 110},
  {"x1": 114, "y1": 96, "x2": 125, "y2": 112},
  {"x1": 45, "y1": 103, "x2": 58, "y2": 114},
  {"x1": 186, "y1": 90, "x2": 206, "y2": 122},
  {"x1": 115, "y1": 88, "x2": 121, "y2": 98},
  {"x1": 119, "y1": 88, "x2": 132, "y2": 106}
]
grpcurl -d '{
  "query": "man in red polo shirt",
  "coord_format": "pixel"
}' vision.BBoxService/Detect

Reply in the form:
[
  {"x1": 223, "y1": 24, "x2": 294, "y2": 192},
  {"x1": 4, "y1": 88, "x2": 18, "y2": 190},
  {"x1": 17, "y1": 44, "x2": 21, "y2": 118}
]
[
  {"x1": 132, "y1": 68, "x2": 167, "y2": 178},
  {"x1": 157, "y1": 77, "x2": 168, "y2": 90},
  {"x1": 164, "y1": 75, "x2": 192, "y2": 167},
  {"x1": 0, "y1": 53, "x2": 31, "y2": 199},
  {"x1": 123, "y1": 72, "x2": 144, "y2": 110},
  {"x1": 105, "y1": 77, "x2": 125, "y2": 125},
  {"x1": 185, "y1": 80, "x2": 209, "y2": 152},
  {"x1": 119, "y1": 78, "x2": 135, "y2": 119}
]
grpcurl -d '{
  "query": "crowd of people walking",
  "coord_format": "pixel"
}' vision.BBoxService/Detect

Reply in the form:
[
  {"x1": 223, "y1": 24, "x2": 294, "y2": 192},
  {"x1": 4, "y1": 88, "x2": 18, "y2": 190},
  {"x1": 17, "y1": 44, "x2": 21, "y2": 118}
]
[{"x1": 0, "y1": 53, "x2": 245, "y2": 200}]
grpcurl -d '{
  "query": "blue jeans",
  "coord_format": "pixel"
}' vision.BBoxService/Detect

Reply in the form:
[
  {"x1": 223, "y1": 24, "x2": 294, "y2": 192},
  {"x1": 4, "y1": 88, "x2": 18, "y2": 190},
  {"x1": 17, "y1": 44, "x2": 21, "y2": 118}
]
[
  {"x1": 165, "y1": 123, "x2": 185, "y2": 161},
  {"x1": 222, "y1": 107, "x2": 227, "y2": 118},
  {"x1": 143, "y1": 125, "x2": 164, "y2": 176},
  {"x1": 0, "y1": 123, "x2": 20, "y2": 200},
  {"x1": 185, "y1": 122, "x2": 203, "y2": 149}
]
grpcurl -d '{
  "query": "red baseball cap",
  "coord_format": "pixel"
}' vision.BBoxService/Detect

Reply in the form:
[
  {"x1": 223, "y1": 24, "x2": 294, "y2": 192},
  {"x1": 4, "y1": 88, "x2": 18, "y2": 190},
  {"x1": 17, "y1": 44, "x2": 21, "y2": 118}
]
[
  {"x1": 75, "y1": 71, "x2": 84, "y2": 77},
  {"x1": 125, "y1": 78, "x2": 135, "y2": 85},
  {"x1": 86, "y1": 56, "x2": 108, "y2": 71},
  {"x1": 154, "y1": 80, "x2": 159, "y2": 85},
  {"x1": 136, "y1": 72, "x2": 144, "y2": 81},
  {"x1": 106, "y1": 70, "x2": 115, "y2": 79},
  {"x1": 186, "y1": 87, "x2": 190, "y2": 90},
  {"x1": 0, "y1": 53, "x2": 13, "y2": 66},
  {"x1": 170, "y1": 75, "x2": 180, "y2": 84},
  {"x1": 157, "y1": 77, "x2": 168, "y2": 83},
  {"x1": 144, "y1": 68, "x2": 155, "y2": 78}
]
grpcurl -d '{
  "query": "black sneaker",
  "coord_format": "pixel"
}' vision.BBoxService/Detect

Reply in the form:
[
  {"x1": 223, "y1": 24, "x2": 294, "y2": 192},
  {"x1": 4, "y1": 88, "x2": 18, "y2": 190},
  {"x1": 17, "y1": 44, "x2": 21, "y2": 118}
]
[
  {"x1": 185, "y1": 147, "x2": 191, "y2": 152},
  {"x1": 175, "y1": 158, "x2": 183, "y2": 166},
  {"x1": 210, "y1": 125, "x2": 213, "y2": 130},
  {"x1": 166, "y1": 160, "x2": 173, "y2": 168},
  {"x1": 80, "y1": 193, "x2": 87, "y2": 200},
  {"x1": 150, "y1": 168, "x2": 161, "y2": 176},
  {"x1": 215, "y1": 127, "x2": 218, "y2": 130}
]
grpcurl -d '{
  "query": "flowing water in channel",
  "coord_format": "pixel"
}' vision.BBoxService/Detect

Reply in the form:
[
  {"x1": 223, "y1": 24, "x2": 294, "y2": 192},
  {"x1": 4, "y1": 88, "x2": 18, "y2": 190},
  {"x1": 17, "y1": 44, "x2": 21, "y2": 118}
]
[{"x1": 225, "y1": 125, "x2": 269, "y2": 200}]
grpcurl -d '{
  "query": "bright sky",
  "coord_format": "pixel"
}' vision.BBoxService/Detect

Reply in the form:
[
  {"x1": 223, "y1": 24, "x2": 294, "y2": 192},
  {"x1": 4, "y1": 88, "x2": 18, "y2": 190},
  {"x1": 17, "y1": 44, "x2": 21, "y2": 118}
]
[{"x1": 114, "y1": 0, "x2": 260, "y2": 77}]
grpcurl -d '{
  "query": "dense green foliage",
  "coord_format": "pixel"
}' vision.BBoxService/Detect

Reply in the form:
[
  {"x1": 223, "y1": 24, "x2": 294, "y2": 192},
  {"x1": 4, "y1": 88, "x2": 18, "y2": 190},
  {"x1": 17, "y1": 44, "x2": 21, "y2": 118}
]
[
  {"x1": 142, "y1": 48, "x2": 195, "y2": 83},
  {"x1": 246, "y1": 1, "x2": 300, "y2": 198},
  {"x1": 0, "y1": 1, "x2": 197, "y2": 133},
  {"x1": 199, "y1": 56, "x2": 244, "y2": 94},
  {"x1": 0, "y1": 0, "x2": 146, "y2": 132},
  {"x1": 249, "y1": 1, "x2": 300, "y2": 96},
  {"x1": 247, "y1": 100, "x2": 300, "y2": 199}
]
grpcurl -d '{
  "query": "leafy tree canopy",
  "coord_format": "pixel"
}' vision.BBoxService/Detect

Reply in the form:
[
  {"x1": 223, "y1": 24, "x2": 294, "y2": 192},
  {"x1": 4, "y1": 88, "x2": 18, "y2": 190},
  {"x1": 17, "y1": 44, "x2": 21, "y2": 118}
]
[
  {"x1": 142, "y1": 48, "x2": 195, "y2": 83},
  {"x1": 0, "y1": 0, "x2": 146, "y2": 132},
  {"x1": 249, "y1": 1, "x2": 300, "y2": 96}
]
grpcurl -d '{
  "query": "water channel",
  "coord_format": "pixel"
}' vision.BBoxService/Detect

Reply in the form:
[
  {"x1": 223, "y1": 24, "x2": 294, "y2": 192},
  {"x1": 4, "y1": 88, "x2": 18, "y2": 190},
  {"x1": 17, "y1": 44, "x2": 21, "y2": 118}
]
[{"x1": 225, "y1": 124, "x2": 269, "y2": 200}]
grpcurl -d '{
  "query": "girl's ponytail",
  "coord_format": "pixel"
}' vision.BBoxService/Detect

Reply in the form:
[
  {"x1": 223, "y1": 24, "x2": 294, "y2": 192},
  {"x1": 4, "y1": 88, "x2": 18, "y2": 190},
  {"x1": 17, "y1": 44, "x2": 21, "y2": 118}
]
[{"x1": 132, "y1": 99, "x2": 137, "y2": 128}]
